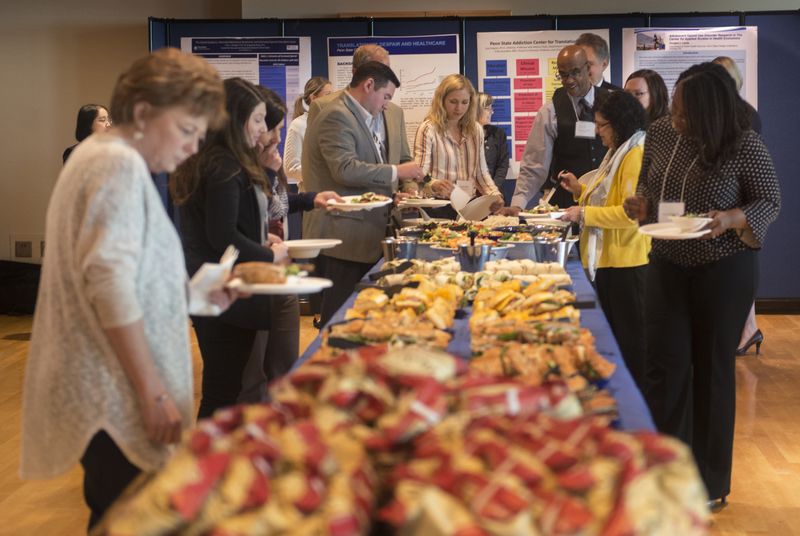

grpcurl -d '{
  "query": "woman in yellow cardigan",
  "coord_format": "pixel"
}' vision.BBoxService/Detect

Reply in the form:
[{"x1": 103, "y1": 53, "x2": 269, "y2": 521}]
[{"x1": 558, "y1": 90, "x2": 650, "y2": 388}]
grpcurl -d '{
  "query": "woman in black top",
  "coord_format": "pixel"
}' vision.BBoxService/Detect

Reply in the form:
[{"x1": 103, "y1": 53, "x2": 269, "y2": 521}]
[
  {"x1": 62, "y1": 104, "x2": 111, "y2": 163},
  {"x1": 625, "y1": 63, "x2": 781, "y2": 508},
  {"x1": 477, "y1": 92, "x2": 511, "y2": 204},
  {"x1": 171, "y1": 77, "x2": 289, "y2": 418}
]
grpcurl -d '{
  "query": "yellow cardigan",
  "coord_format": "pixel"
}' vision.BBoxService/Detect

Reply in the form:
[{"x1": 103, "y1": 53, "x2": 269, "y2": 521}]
[{"x1": 576, "y1": 145, "x2": 650, "y2": 269}]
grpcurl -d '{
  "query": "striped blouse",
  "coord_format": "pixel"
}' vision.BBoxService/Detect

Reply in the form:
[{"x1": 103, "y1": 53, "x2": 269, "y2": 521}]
[{"x1": 413, "y1": 118, "x2": 501, "y2": 198}]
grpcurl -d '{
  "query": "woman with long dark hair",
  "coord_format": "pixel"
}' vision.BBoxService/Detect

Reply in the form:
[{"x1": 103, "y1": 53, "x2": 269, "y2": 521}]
[
  {"x1": 171, "y1": 77, "x2": 289, "y2": 418},
  {"x1": 624, "y1": 63, "x2": 781, "y2": 509},
  {"x1": 62, "y1": 104, "x2": 112, "y2": 162}
]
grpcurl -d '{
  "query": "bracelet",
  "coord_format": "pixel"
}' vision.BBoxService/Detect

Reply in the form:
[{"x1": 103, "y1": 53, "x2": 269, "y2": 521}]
[{"x1": 154, "y1": 393, "x2": 169, "y2": 403}]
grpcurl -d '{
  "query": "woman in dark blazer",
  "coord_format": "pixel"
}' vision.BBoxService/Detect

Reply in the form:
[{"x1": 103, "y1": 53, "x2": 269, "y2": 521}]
[
  {"x1": 477, "y1": 92, "x2": 511, "y2": 204},
  {"x1": 171, "y1": 77, "x2": 289, "y2": 418},
  {"x1": 62, "y1": 104, "x2": 111, "y2": 163}
]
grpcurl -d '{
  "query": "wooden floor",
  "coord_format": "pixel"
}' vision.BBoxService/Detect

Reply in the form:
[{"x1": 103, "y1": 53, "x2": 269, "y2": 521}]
[{"x1": 0, "y1": 314, "x2": 798, "y2": 534}]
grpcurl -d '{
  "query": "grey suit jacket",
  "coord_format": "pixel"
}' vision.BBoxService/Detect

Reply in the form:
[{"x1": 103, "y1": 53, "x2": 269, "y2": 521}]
[{"x1": 302, "y1": 91, "x2": 408, "y2": 263}]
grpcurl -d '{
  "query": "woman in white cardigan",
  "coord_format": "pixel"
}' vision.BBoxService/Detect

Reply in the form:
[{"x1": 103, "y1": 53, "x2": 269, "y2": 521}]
[
  {"x1": 283, "y1": 76, "x2": 332, "y2": 187},
  {"x1": 20, "y1": 48, "x2": 230, "y2": 531}
]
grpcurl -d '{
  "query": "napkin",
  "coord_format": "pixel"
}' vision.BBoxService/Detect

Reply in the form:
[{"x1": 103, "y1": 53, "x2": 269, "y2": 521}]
[{"x1": 187, "y1": 245, "x2": 239, "y2": 316}]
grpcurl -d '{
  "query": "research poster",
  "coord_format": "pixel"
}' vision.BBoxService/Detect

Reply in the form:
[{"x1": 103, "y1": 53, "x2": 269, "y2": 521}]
[
  {"x1": 621, "y1": 27, "x2": 758, "y2": 107},
  {"x1": 180, "y1": 36, "x2": 312, "y2": 153},
  {"x1": 327, "y1": 35, "x2": 460, "y2": 150},
  {"x1": 476, "y1": 30, "x2": 611, "y2": 174}
]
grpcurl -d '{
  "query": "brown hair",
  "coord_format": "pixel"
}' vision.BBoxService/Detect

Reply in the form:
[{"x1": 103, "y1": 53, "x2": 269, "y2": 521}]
[
  {"x1": 352, "y1": 44, "x2": 389, "y2": 70},
  {"x1": 626, "y1": 68, "x2": 670, "y2": 124},
  {"x1": 426, "y1": 74, "x2": 479, "y2": 139},
  {"x1": 292, "y1": 76, "x2": 330, "y2": 118},
  {"x1": 110, "y1": 47, "x2": 225, "y2": 130},
  {"x1": 171, "y1": 77, "x2": 268, "y2": 205}
]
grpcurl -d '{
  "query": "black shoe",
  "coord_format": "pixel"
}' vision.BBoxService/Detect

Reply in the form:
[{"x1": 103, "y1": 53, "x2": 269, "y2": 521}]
[
  {"x1": 737, "y1": 329, "x2": 764, "y2": 355},
  {"x1": 312, "y1": 316, "x2": 322, "y2": 330},
  {"x1": 708, "y1": 496, "x2": 728, "y2": 513}
]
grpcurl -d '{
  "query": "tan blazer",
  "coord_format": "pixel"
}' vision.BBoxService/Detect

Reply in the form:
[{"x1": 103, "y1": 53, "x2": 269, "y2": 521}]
[{"x1": 302, "y1": 91, "x2": 409, "y2": 263}]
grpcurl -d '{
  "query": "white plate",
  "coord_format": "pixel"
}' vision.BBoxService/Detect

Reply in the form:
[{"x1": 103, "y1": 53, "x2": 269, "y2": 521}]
[
  {"x1": 327, "y1": 195, "x2": 392, "y2": 211},
  {"x1": 668, "y1": 216, "x2": 713, "y2": 232},
  {"x1": 460, "y1": 195, "x2": 501, "y2": 221},
  {"x1": 521, "y1": 212, "x2": 559, "y2": 220},
  {"x1": 549, "y1": 211, "x2": 566, "y2": 219},
  {"x1": 228, "y1": 276, "x2": 333, "y2": 295},
  {"x1": 639, "y1": 223, "x2": 711, "y2": 240},
  {"x1": 399, "y1": 198, "x2": 451, "y2": 208},
  {"x1": 283, "y1": 239, "x2": 342, "y2": 259}
]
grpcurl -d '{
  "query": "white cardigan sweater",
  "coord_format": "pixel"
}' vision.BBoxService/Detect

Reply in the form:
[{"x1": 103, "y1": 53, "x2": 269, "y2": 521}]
[{"x1": 20, "y1": 134, "x2": 193, "y2": 478}]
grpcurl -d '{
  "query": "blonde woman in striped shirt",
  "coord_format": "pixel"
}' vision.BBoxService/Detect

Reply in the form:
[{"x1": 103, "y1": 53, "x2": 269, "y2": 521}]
[{"x1": 413, "y1": 74, "x2": 502, "y2": 213}]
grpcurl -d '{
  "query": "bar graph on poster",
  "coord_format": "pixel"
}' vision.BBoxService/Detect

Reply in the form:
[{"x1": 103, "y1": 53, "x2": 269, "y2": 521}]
[
  {"x1": 327, "y1": 35, "x2": 460, "y2": 150},
  {"x1": 476, "y1": 30, "x2": 610, "y2": 175}
]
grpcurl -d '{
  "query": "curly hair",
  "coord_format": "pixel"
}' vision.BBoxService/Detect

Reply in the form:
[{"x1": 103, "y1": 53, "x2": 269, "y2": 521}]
[
  {"x1": 426, "y1": 74, "x2": 479, "y2": 138},
  {"x1": 674, "y1": 62, "x2": 751, "y2": 170},
  {"x1": 170, "y1": 77, "x2": 268, "y2": 205},
  {"x1": 625, "y1": 69, "x2": 669, "y2": 124},
  {"x1": 110, "y1": 47, "x2": 225, "y2": 130},
  {"x1": 594, "y1": 90, "x2": 647, "y2": 148}
]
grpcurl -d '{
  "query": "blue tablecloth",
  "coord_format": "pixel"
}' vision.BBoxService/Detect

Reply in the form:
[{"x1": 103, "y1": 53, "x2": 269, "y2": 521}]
[{"x1": 299, "y1": 259, "x2": 655, "y2": 432}]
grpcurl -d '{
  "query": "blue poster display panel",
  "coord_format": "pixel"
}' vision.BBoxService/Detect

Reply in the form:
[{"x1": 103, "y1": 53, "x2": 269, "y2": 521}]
[
  {"x1": 463, "y1": 17, "x2": 553, "y2": 87},
  {"x1": 283, "y1": 19, "x2": 370, "y2": 76},
  {"x1": 743, "y1": 12, "x2": 800, "y2": 299}
]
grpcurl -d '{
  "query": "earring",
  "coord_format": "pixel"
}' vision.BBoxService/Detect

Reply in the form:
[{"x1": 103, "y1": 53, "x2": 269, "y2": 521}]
[{"x1": 133, "y1": 130, "x2": 144, "y2": 141}]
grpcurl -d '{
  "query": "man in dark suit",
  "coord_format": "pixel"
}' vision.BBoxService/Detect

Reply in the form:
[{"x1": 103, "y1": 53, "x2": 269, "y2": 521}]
[
  {"x1": 501, "y1": 45, "x2": 609, "y2": 215},
  {"x1": 575, "y1": 32, "x2": 621, "y2": 91},
  {"x1": 302, "y1": 62, "x2": 423, "y2": 324}
]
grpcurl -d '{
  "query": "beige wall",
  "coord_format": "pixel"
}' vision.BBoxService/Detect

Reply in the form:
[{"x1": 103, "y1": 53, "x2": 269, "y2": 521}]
[{"x1": 0, "y1": 0, "x2": 239, "y2": 262}]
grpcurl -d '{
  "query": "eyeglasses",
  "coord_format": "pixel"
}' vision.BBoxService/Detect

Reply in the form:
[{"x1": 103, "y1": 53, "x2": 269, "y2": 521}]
[
  {"x1": 628, "y1": 90, "x2": 649, "y2": 98},
  {"x1": 595, "y1": 120, "x2": 610, "y2": 129},
  {"x1": 555, "y1": 63, "x2": 588, "y2": 81}
]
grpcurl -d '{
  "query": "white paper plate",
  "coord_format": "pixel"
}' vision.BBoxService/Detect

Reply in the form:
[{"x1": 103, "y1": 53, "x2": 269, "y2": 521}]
[
  {"x1": 228, "y1": 276, "x2": 333, "y2": 295},
  {"x1": 521, "y1": 212, "x2": 559, "y2": 220},
  {"x1": 283, "y1": 239, "x2": 342, "y2": 259},
  {"x1": 399, "y1": 198, "x2": 451, "y2": 208},
  {"x1": 668, "y1": 216, "x2": 713, "y2": 232},
  {"x1": 639, "y1": 223, "x2": 711, "y2": 240},
  {"x1": 460, "y1": 195, "x2": 500, "y2": 221},
  {"x1": 327, "y1": 195, "x2": 392, "y2": 211}
]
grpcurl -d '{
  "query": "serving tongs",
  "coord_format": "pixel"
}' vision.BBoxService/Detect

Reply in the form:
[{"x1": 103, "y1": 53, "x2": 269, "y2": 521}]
[{"x1": 368, "y1": 260, "x2": 414, "y2": 281}]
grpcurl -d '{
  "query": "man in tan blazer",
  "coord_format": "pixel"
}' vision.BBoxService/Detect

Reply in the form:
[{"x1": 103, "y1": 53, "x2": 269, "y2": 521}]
[{"x1": 302, "y1": 61, "x2": 422, "y2": 324}]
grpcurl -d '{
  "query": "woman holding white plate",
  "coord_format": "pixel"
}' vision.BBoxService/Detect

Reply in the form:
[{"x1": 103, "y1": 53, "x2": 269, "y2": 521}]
[
  {"x1": 624, "y1": 63, "x2": 780, "y2": 509},
  {"x1": 558, "y1": 90, "x2": 650, "y2": 389},
  {"x1": 413, "y1": 74, "x2": 503, "y2": 218}
]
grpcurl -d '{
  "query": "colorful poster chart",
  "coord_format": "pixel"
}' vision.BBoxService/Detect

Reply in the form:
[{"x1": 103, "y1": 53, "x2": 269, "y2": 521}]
[
  {"x1": 180, "y1": 36, "x2": 312, "y2": 156},
  {"x1": 476, "y1": 30, "x2": 610, "y2": 175},
  {"x1": 327, "y1": 35, "x2": 460, "y2": 151},
  {"x1": 621, "y1": 27, "x2": 758, "y2": 108}
]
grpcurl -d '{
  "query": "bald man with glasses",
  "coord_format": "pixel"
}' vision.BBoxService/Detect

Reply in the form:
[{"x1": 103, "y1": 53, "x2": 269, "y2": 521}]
[{"x1": 500, "y1": 45, "x2": 609, "y2": 214}]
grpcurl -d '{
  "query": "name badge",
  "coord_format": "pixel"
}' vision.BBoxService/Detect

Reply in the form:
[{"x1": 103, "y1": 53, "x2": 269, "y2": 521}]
[
  {"x1": 456, "y1": 179, "x2": 476, "y2": 197},
  {"x1": 574, "y1": 121, "x2": 596, "y2": 139},
  {"x1": 658, "y1": 201, "x2": 685, "y2": 223}
]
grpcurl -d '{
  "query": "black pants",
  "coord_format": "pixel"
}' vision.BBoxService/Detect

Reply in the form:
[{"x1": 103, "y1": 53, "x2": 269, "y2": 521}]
[
  {"x1": 644, "y1": 251, "x2": 756, "y2": 500},
  {"x1": 192, "y1": 316, "x2": 257, "y2": 419},
  {"x1": 318, "y1": 254, "x2": 375, "y2": 326},
  {"x1": 80, "y1": 430, "x2": 141, "y2": 532},
  {"x1": 595, "y1": 265, "x2": 648, "y2": 391}
]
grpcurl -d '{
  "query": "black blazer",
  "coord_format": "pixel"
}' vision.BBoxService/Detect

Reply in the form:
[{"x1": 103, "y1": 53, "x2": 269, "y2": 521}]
[
  {"x1": 599, "y1": 80, "x2": 622, "y2": 92},
  {"x1": 179, "y1": 150, "x2": 274, "y2": 278},
  {"x1": 483, "y1": 124, "x2": 510, "y2": 188}
]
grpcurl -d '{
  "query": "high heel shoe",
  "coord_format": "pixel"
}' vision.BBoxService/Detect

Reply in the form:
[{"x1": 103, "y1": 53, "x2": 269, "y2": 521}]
[
  {"x1": 736, "y1": 329, "x2": 764, "y2": 355},
  {"x1": 708, "y1": 496, "x2": 728, "y2": 513}
]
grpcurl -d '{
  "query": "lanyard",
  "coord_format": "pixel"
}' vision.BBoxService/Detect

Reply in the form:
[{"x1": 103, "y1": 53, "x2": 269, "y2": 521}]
[{"x1": 659, "y1": 135, "x2": 698, "y2": 203}]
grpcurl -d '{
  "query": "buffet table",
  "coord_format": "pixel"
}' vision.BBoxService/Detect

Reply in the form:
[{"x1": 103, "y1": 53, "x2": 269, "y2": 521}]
[{"x1": 299, "y1": 257, "x2": 655, "y2": 432}]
